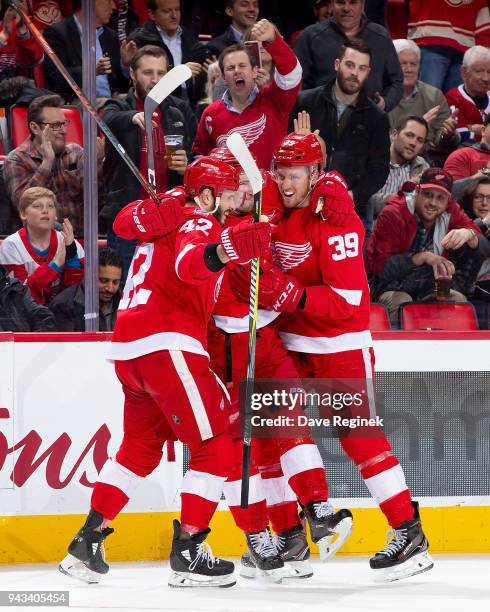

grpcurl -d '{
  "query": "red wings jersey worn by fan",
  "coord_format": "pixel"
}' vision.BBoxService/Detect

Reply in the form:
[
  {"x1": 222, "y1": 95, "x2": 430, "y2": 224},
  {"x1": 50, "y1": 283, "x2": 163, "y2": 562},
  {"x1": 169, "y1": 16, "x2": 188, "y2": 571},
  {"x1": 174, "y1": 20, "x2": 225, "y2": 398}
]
[
  {"x1": 445, "y1": 85, "x2": 490, "y2": 143},
  {"x1": 192, "y1": 35, "x2": 302, "y2": 170},
  {"x1": 273, "y1": 207, "x2": 372, "y2": 354},
  {"x1": 107, "y1": 208, "x2": 225, "y2": 361},
  {"x1": 0, "y1": 228, "x2": 84, "y2": 305}
]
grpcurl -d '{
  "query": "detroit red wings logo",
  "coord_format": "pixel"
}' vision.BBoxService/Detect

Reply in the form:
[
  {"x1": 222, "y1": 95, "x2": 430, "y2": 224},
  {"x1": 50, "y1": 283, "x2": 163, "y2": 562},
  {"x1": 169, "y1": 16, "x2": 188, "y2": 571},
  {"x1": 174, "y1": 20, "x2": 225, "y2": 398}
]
[
  {"x1": 273, "y1": 241, "x2": 312, "y2": 271},
  {"x1": 216, "y1": 114, "x2": 267, "y2": 148}
]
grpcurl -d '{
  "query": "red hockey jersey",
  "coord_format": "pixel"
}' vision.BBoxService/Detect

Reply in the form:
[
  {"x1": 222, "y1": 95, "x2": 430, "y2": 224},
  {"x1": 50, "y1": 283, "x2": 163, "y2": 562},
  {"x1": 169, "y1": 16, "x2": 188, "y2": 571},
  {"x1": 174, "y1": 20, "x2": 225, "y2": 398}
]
[
  {"x1": 445, "y1": 85, "x2": 490, "y2": 143},
  {"x1": 272, "y1": 205, "x2": 372, "y2": 354},
  {"x1": 408, "y1": 0, "x2": 490, "y2": 52},
  {"x1": 107, "y1": 207, "x2": 226, "y2": 361},
  {"x1": 192, "y1": 34, "x2": 302, "y2": 170}
]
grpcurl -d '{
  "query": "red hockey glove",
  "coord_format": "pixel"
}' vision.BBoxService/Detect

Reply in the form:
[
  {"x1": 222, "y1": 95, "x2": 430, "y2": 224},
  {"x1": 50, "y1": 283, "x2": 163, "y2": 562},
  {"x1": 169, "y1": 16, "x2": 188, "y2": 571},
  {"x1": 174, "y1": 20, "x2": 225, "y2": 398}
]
[
  {"x1": 229, "y1": 263, "x2": 304, "y2": 313},
  {"x1": 310, "y1": 171, "x2": 354, "y2": 227},
  {"x1": 220, "y1": 221, "x2": 274, "y2": 263},
  {"x1": 131, "y1": 191, "x2": 184, "y2": 238}
]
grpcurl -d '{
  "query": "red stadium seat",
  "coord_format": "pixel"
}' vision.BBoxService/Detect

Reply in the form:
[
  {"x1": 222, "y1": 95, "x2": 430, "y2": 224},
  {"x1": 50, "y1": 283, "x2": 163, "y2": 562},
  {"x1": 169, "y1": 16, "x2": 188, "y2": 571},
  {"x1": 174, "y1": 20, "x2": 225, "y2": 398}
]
[
  {"x1": 400, "y1": 302, "x2": 479, "y2": 331},
  {"x1": 9, "y1": 105, "x2": 83, "y2": 149},
  {"x1": 370, "y1": 303, "x2": 391, "y2": 331}
]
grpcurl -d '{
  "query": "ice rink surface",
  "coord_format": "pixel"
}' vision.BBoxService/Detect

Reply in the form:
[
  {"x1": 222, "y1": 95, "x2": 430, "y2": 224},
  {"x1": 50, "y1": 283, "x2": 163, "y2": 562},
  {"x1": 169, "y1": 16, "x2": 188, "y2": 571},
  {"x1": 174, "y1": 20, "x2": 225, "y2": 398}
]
[{"x1": 1, "y1": 556, "x2": 490, "y2": 612}]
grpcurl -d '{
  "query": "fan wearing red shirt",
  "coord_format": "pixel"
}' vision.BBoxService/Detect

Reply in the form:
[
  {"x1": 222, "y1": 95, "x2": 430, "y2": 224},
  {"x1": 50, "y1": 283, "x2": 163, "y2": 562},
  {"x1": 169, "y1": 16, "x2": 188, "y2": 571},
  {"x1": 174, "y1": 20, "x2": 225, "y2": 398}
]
[
  {"x1": 193, "y1": 18, "x2": 302, "y2": 170},
  {"x1": 59, "y1": 157, "x2": 283, "y2": 588},
  {"x1": 243, "y1": 132, "x2": 434, "y2": 582}
]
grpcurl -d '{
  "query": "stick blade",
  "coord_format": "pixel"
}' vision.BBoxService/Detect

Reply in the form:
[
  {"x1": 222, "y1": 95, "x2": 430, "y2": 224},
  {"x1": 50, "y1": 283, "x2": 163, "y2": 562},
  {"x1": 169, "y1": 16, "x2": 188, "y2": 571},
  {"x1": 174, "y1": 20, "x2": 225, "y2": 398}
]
[
  {"x1": 226, "y1": 132, "x2": 262, "y2": 194},
  {"x1": 145, "y1": 64, "x2": 192, "y2": 107}
]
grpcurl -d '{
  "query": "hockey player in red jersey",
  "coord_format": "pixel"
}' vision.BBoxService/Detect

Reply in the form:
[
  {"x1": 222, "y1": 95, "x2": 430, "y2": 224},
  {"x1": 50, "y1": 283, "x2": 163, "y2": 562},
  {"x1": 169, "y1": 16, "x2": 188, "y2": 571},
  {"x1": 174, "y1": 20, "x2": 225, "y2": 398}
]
[
  {"x1": 230, "y1": 133, "x2": 434, "y2": 582},
  {"x1": 59, "y1": 157, "x2": 285, "y2": 588},
  {"x1": 207, "y1": 146, "x2": 353, "y2": 580}
]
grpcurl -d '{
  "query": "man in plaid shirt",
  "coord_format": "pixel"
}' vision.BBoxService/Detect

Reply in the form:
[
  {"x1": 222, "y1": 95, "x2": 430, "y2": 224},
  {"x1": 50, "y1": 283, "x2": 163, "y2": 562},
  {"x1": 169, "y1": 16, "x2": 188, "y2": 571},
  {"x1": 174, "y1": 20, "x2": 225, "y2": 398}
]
[{"x1": 4, "y1": 94, "x2": 104, "y2": 237}]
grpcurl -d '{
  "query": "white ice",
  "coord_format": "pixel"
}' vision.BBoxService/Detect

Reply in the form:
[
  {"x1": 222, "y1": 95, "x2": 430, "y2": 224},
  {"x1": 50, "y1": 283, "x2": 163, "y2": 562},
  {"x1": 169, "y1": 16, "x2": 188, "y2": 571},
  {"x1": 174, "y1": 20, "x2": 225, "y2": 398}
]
[{"x1": 0, "y1": 556, "x2": 489, "y2": 612}]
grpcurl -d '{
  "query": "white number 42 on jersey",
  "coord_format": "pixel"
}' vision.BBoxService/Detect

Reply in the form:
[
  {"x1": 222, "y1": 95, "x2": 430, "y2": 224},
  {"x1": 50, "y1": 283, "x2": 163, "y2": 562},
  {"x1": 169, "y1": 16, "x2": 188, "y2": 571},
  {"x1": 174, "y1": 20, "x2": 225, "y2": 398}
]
[{"x1": 328, "y1": 232, "x2": 359, "y2": 261}]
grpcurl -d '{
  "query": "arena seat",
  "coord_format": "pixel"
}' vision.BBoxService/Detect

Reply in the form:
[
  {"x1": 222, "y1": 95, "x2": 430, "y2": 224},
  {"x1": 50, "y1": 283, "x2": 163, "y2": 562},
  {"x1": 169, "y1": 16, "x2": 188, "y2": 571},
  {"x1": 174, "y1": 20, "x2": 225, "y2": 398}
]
[
  {"x1": 9, "y1": 105, "x2": 83, "y2": 149},
  {"x1": 400, "y1": 302, "x2": 479, "y2": 331},
  {"x1": 370, "y1": 303, "x2": 391, "y2": 331}
]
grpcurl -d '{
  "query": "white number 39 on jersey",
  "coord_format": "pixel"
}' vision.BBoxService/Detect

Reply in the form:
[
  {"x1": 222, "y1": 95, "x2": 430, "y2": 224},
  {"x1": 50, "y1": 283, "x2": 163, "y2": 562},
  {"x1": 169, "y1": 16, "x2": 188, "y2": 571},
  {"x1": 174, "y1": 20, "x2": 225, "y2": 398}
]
[{"x1": 328, "y1": 232, "x2": 359, "y2": 261}]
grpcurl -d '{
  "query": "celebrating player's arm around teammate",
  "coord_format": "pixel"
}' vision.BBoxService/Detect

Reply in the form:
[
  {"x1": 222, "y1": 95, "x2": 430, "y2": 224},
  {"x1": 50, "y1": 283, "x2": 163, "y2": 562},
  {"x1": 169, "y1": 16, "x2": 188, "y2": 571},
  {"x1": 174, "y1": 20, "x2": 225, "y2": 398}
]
[
  {"x1": 58, "y1": 157, "x2": 282, "y2": 588},
  {"x1": 235, "y1": 131, "x2": 434, "y2": 582}
]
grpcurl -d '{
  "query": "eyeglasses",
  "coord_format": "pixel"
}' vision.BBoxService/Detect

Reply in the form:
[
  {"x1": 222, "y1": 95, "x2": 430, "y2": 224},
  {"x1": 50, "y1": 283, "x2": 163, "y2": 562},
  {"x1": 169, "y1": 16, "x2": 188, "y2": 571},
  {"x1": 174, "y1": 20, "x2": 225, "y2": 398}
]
[
  {"x1": 474, "y1": 193, "x2": 490, "y2": 203},
  {"x1": 37, "y1": 120, "x2": 70, "y2": 131}
]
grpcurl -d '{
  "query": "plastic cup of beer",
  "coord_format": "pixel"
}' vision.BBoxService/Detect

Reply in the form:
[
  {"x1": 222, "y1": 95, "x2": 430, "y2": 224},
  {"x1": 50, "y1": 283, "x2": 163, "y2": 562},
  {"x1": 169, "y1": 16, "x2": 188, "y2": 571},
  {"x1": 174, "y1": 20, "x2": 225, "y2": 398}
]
[{"x1": 164, "y1": 134, "x2": 184, "y2": 168}]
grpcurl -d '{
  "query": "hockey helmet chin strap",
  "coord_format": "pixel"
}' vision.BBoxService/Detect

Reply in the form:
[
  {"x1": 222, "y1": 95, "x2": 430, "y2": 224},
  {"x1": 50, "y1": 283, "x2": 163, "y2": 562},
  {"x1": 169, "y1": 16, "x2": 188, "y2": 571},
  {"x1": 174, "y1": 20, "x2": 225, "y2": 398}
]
[{"x1": 293, "y1": 166, "x2": 320, "y2": 209}]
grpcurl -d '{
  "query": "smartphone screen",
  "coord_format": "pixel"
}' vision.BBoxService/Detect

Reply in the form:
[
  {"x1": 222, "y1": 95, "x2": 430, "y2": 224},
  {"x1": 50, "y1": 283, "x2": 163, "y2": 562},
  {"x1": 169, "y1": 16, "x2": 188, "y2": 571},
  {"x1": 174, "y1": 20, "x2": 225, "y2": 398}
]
[{"x1": 245, "y1": 41, "x2": 263, "y2": 70}]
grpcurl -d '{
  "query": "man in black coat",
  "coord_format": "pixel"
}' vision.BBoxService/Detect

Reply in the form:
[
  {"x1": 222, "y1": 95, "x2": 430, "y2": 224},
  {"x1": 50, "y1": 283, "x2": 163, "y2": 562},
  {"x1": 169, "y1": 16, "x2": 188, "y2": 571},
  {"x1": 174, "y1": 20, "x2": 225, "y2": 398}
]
[
  {"x1": 207, "y1": 0, "x2": 260, "y2": 57},
  {"x1": 0, "y1": 265, "x2": 55, "y2": 332},
  {"x1": 49, "y1": 247, "x2": 122, "y2": 332},
  {"x1": 99, "y1": 45, "x2": 196, "y2": 279},
  {"x1": 294, "y1": 0, "x2": 402, "y2": 112},
  {"x1": 43, "y1": 0, "x2": 128, "y2": 103},
  {"x1": 290, "y1": 38, "x2": 390, "y2": 223}
]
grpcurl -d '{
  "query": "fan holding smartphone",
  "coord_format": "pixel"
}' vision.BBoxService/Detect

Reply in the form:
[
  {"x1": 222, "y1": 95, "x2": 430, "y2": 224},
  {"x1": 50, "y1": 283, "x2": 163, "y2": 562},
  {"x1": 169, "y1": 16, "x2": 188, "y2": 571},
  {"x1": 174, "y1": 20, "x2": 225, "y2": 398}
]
[{"x1": 244, "y1": 36, "x2": 274, "y2": 88}]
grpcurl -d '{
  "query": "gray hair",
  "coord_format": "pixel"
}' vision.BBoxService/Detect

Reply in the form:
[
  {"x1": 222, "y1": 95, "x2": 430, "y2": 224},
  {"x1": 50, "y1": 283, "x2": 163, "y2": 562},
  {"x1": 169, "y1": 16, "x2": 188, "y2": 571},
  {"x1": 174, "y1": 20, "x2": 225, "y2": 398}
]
[
  {"x1": 393, "y1": 39, "x2": 420, "y2": 59},
  {"x1": 463, "y1": 45, "x2": 490, "y2": 68}
]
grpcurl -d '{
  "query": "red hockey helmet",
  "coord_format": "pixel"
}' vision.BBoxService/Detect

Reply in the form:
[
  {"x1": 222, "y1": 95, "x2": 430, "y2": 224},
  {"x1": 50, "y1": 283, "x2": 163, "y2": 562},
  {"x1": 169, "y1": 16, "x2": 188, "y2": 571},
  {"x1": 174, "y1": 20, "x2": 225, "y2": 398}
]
[
  {"x1": 208, "y1": 146, "x2": 260, "y2": 171},
  {"x1": 272, "y1": 132, "x2": 324, "y2": 168},
  {"x1": 184, "y1": 156, "x2": 240, "y2": 198}
]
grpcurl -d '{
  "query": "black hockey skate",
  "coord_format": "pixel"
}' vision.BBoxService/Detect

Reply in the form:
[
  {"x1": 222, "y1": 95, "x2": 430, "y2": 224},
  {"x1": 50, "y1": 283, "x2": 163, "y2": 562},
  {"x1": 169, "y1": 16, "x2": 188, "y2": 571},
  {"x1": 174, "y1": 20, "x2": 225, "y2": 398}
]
[
  {"x1": 241, "y1": 524, "x2": 313, "y2": 580},
  {"x1": 168, "y1": 519, "x2": 236, "y2": 587},
  {"x1": 303, "y1": 500, "x2": 353, "y2": 561},
  {"x1": 244, "y1": 529, "x2": 286, "y2": 582},
  {"x1": 59, "y1": 510, "x2": 114, "y2": 584},
  {"x1": 370, "y1": 502, "x2": 434, "y2": 582}
]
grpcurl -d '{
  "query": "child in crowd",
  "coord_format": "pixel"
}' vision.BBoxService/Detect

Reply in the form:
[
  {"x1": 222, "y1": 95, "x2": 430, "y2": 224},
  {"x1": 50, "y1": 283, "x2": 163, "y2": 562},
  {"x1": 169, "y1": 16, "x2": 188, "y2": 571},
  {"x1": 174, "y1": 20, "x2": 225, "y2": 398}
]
[{"x1": 0, "y1": 186, "x2": 84, "y2": 305}]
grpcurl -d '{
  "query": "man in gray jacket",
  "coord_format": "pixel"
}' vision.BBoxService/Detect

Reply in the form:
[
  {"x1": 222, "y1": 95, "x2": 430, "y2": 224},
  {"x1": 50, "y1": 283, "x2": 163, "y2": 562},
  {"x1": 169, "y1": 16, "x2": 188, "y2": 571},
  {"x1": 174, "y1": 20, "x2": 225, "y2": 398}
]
[{"x1": 293, "y1": 0, "x2": 403, "y2": 112}]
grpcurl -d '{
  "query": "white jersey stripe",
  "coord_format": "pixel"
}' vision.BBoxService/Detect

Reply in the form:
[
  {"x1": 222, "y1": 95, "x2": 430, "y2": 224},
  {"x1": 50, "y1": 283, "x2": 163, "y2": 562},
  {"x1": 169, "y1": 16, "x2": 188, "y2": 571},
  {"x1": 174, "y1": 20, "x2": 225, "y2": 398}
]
[
  {"x1": 363, "y1": 464, "x2": 408, "y2": 505},
  {"x1": 329, "y1": 285, "x2": 363, "y2": 306},
  {"x1": 261, "y1": 475, "x2": 297, "y2": 506},
  {"x1": 181, "y1": 468, "x2": 225, "y2": 503},
  {"x1": 223, "y1": 473, "x2": 265, "y2": 506},
  {"x1": 280, "y1": 330, "x2": 373, "y2": 354},
  {"x1": 280, "y1": 443, "x2": 324, "y2": 481},
  {"x1": 169, "y1": 350, "x2": 213, "y2": 440},
  {"x1": 96, "y1": 458, "x2": 143, "y2": 498}
]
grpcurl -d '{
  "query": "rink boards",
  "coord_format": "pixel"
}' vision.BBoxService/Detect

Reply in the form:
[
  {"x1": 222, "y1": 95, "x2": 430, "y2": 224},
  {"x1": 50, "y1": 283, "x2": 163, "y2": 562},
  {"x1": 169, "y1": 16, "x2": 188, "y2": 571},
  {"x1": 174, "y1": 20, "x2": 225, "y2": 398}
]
[{"x1": 0, "y1": 331, "x2": 489, "y2": 564}]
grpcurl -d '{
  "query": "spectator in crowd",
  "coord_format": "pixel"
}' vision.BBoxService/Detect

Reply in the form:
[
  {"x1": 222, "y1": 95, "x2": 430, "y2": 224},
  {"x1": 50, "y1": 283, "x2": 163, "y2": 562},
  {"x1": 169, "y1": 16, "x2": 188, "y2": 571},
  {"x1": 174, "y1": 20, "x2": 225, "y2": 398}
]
[
  {"x1": 389, "y1": 39, "x2": 459, "y2": 166},
  {"x1": 0, "y1": 262, "x2": 55, "y2": 331},
  {"x1": 43, "y1": 0, "x2": 128, "y2": 104},
  {"x1": 293, "y1": 0, "x2": 403, "y2": 112},
  {"x1": 445, "y1": 46, "x2": 490, "y2": 145},
  {"x1": 28, "y1": 0, "x2": 64, "y2": 31},
  {"x1": 99, "y1": 44, "x2": 195, "y2": 279},
  {"x1": 366, "y1": 168, "x2": 482, "y2": 326},
  {"x1": 128, "y1": 0, "x2": 214, "y2": 109},
  {"x1": 370, "y1": 115, "x2": 429, "y2": 218},
  {"x1": 444, "y1": 115, "x2": 490, "y2": 198},
  {"x1": 207, "y1": 0, "x2": 260, "y2": 57},
  {"x1": 290, "y1": 38, "x2": 390, "y2": 223},
  {"x1": 0, "y1": 187, "x2": 84, "y2": 305},
  {"x1": 364, "y1": 0, "x2": 386, "y2": 28},
  {"x1": 3, "y1": 94, "x2": 104, "y2": 237},
  {"x1": 407, "y1": 0, "x2": 490, "y2": 92},
  {"x1": 49, "y1": 246, "x2": 122, "y2": 331},
  {"x1": 290, "y1": 0, "x2": 333, "y2": 47},
  {"x1": 193, "y1": 19, "x2": 302, "y2": 171},
  {"x1": 442, "y1": 176, "x2": 490, "y2": 328},
  {"x1": 0, "y1": 2, "x2": 43, "y2": 82},
  {"x1": 195, "y1": 61, "x2": 222, "y2": 120}
]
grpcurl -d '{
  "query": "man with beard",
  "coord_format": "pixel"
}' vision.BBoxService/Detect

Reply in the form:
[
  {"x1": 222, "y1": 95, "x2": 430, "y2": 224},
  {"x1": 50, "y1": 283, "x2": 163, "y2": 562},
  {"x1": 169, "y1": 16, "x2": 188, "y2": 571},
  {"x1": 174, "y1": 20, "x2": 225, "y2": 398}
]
[
  {"x1": 100, "y1": 44, "x2": 196, "y2": 281},
  {"x1": 290, "y1": 38, "x2": 390, "y2": 225}
]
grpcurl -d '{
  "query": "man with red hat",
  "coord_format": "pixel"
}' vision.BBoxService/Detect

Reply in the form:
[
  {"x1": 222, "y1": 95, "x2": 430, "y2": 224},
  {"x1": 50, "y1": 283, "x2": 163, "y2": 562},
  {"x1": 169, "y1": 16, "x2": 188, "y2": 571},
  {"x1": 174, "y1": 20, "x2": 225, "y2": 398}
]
[{"x1": 366, "y1": 167, "x2": 482, "y2": 326}]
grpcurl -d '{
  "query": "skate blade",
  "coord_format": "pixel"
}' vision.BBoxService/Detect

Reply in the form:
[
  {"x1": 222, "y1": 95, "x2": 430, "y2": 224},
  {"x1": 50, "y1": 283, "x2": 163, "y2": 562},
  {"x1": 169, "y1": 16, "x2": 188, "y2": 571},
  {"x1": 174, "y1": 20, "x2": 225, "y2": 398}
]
[
  {"x1": 59, "y1": 554, "x2": 101, "y2": 585},
  {"x1": 239, "y1": 564, "x2": 257, "y2": 579},
  {"x1": 372, "y1": 551, "x2": 434, "y2": 583},
  {"x1": 257, "y1": 565, "x2": 290, "y2": 583},
  {"x1": 318, "y1": 516, "x2": 353, "y2": 561},
  {"x1": 168, "y1": 570, "x2": 236, "y2": 588},
  {"x1": 282, "y1": 559, "x2": 313, "y2": 580}
]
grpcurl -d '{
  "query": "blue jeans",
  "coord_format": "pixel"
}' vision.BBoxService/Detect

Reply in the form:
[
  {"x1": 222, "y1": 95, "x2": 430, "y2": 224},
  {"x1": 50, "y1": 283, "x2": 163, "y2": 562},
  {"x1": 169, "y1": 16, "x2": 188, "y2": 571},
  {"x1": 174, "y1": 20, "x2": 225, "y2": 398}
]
[
  {"x1": 419, "y1": 46, "x2": 463, "y2": 92},
  {"x1": 107, "y1": 227, "x2": 136, "y2": 289}
]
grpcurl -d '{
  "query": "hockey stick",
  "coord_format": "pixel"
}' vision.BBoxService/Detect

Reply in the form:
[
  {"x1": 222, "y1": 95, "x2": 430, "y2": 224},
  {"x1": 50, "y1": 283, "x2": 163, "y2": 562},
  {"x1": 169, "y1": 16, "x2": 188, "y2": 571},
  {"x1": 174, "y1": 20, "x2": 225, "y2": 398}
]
[
  {"x1": 9, "y1": 0, "x2": 160, "y2": 202},
  {"x1": 144, "y1": 64, "x2": 192, "y2": 188},
  {"x1": 226, "y1": 132, "x2": 263, "y2": 509}
]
